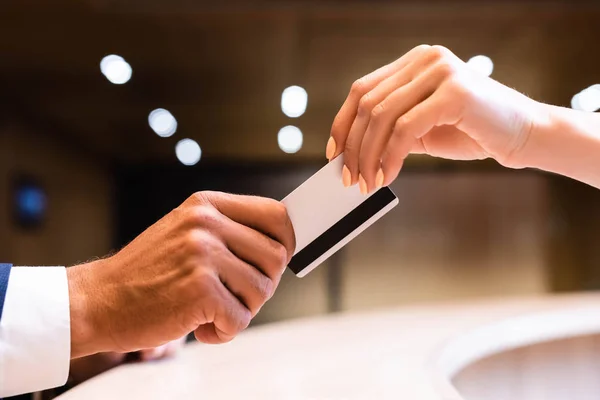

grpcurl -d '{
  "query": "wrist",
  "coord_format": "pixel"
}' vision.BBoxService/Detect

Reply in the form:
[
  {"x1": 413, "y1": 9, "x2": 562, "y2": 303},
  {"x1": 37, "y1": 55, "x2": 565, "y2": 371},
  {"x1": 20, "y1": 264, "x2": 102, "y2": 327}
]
[
  {"x1": 501, "y1": 99, "x2": 552, "y2": 170},
  {"x1": 68, "y1": 262, "x2": 104, "y2": 358},
  {"x1": 519, "y1": 103, "x2": 600, "y2": 188}
]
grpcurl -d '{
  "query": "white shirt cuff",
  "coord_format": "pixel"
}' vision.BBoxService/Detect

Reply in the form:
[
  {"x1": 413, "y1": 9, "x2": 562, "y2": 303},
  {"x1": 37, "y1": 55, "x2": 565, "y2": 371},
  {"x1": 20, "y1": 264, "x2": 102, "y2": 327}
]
[{"x1": 0, "y1": 267, "x2": 70, "y2": 397}]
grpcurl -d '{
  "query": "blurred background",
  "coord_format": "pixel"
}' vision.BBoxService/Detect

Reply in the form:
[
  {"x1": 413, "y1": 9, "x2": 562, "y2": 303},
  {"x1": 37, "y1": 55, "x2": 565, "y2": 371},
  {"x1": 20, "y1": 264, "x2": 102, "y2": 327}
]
[{"x1": 1, "y1": 0, "x2": 600, "y2": 330}]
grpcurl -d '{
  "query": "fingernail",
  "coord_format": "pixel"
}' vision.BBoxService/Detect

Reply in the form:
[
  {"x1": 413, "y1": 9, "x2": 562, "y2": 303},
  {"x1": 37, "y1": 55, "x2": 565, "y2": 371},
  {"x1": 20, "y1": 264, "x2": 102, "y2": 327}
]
[
  {"x1": 342, "y1": 165, "x2": 352, "y2": 187},
  {"x1": 326, "y1": 137, "x2": 336, "y2": 160},
  {"x1": 375, "y1": 168, "x2": 385, "y2": 189},
  {"x1": 359, "y1": 174, "x2": 368, "y2": 195}
]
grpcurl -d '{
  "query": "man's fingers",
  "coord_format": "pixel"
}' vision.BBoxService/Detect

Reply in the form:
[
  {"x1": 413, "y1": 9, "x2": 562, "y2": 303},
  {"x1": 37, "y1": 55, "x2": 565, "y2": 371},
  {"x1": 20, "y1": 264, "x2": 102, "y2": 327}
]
[
  {"x1": 194, "y1": 324, "x2": 224, "y2": 345},
  {"x1": 219, "y1": 217, "x2": 288, "y2": 282},
  {"x1": 194, "y1": 281, "x2": 251, "y2": 345},
  {"x1": 194, "y1": 192, "x2": 296, "y2": 261},
  {"x1": 218, "y1": 248, "x2": 275, "y2": 316},
  {"x1": 183, "y1": 193, "x2": 293, "y2": 346}
]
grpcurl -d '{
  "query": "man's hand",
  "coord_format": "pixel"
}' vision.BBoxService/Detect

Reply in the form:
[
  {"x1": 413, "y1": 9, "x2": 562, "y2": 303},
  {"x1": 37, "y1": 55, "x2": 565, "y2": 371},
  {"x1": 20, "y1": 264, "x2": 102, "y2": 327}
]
[
  {"x1": 68, "y1": 191, "x2": 296, "y2": 358},
  {"x1": 327, "y1": 44, "x2": 548, "y2": 193}
]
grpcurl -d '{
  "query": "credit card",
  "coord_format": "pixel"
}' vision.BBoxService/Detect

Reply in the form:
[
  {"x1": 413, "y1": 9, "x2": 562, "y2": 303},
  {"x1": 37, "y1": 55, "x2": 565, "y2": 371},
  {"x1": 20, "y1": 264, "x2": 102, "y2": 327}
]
[{"x1": 282, "y1": 155, "x2": 398, "y2": 277}]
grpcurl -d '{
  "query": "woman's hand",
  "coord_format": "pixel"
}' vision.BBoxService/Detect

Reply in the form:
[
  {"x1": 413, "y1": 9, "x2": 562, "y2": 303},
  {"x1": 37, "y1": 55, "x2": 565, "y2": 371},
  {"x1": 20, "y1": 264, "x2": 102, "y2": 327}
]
[{"x1": 327, "y1": 44, "x2": 548, "y2": 193}]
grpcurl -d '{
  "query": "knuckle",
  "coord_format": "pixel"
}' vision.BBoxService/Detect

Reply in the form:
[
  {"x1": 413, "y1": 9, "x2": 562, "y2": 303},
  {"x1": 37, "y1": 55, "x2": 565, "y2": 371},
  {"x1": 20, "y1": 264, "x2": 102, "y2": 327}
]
[
  {"x1": 239, "y1": 309, "x2": 252, "y2": 331},
  {"x1": 370, "y1": 102, "x2": 386, "y2": 121},
  {"x1": 183, "y1": 229, "x2": 219, "y2": 257},
  {"x1": 264, "y1": 278, "x2": 276, "y2": 301},
  {"x1": 188, "y1": 191, "x2": 209, "y2": 205},
  {"x1": 288, "y1": 226, "x2": 297, "y2": 257},
  {"x1": 230, "y1": 307, "x2": 252, "y2": 334},
  {"x1": 256, "y1": 242, "x2": 288, "y2": 285},
  {"x1": 434, "y1": 61, "x2": 457, "y2": 80},
  {"x1": 344, "y1": 139, "x2": 359, "y2": 160},
  {"x1": 358, "y1": 154, "x2": 370, "y2": 174},
  {"x1": 330, "y1": 114, "x2": 344, "y2": 138},
  {"x1": 190, "y1": 204, "x2": 222, "y2": 228},
  {"x1": 394, "y1": 115, "x2": 409, "y2": 134},
  {"x1": 192, "y1": 269, "x2": 219, "y2": 298},
  {"x1": 169, "y1": 205, "x2": 187, "y2": 223},
  {"x1": 183, "y1": 230, "x2": 206, "y2": 255},
  {"x1": 445, "y1": 75, "x2": 471, "y2": 103},
  {"x1": 271, "y1": 200, "x2": 289, "y2": 224},
  {"x1": 358, "y1": 93, "x2": 375, "y2": 116},
  {"x1": 414, "y1": 44, "x2": 431, "y2": 53},
  {"x1": 272, "y1": 202, "x2": 294, "y2": 244},
  {"x1": 274, "y1": 242, "x2": 288, "y2": 268},
  {"x1": 260, "y1": 242, "x2": 288, "y2": 280},
  {"x1": 430, "y1": 44, "x2": 451, "y2": 59},
  {"x1": 255, "y1": 276, "x2": 275, "y2": 303},
  {"x1": 280, "y1": 214, "x2": 296, "y2": 259},
  {"x1": 197, "y1": 269, "x2": 217, "y2": 286},
  {"x1": 188, "y1": 190, "x2": 223, "y2": 208},
  {"x1": 351, "y1": 78, "x2": 367, "y2": 97}
]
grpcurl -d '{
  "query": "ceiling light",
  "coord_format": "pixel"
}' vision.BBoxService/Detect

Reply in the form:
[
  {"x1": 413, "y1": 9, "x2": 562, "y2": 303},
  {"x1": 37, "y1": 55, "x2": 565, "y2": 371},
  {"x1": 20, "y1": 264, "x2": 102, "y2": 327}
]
[
  {"x1": 281, "y1": 86, "x2": 308, "y2": 118},
  {"x1": 278, "y1": 126, "x2": 303, "y2": 154},
  {"x1": 571, "y1": 93, "x2": 582, "y2": 110},
  {"x1": 572, "y1": 84, "x2": 600, "y2": 112},
  {"x1": 100, "y1": 55, "x2": 132, "y2": 84},
  {"x1": 148, "y1": 108, "x2": 177, "y2": 137},
  {"x1": 466, "y1": 55, "x2": 494, "y2": 77},
  {"x1": 175, "y1": 139, "x2": 202, "y2": 166}
]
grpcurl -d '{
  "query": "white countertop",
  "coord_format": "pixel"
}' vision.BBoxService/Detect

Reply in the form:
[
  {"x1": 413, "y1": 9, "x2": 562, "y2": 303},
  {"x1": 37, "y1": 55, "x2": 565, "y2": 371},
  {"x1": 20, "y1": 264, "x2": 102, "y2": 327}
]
[{"x1": 57, "y1": 293, "x2": 600, "y2": 400}]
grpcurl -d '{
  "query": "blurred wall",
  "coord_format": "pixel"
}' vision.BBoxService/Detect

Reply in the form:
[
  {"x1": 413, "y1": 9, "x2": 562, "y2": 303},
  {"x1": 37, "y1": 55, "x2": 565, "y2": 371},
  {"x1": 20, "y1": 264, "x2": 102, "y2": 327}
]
[
  {"x1": 341, "y1": 173, "x2": 550, "y2": 311},
  {"x1": 0, "y1": 124, "x2": 113, "y2": 267}
]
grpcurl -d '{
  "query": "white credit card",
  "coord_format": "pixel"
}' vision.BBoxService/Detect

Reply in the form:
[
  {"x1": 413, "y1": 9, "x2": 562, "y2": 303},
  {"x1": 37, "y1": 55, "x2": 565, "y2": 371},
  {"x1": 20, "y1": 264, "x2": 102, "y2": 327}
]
[{"x1": 282, "y1": 155, "x2": 399, "y2": 277}]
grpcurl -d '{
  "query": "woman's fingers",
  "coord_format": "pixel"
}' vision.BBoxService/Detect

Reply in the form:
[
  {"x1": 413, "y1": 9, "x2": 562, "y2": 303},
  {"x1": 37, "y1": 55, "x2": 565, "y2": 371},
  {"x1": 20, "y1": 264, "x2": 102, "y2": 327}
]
[
  {"x1": 358, "y1": 62, "x2": 453, "y2": 192},
  {"x1": 328, "y1": 45, "x2": 432, "y2": 168},
  {"x1": 341, "y1": 50, "x2": 442, "y2": 187}
]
